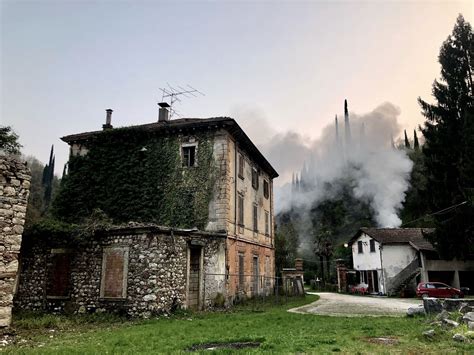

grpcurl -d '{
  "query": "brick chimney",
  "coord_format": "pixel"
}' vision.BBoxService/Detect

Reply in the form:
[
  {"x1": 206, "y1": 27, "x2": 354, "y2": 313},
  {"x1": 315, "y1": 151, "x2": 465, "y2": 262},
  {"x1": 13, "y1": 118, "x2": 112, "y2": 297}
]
[
  {"x1": 158, "y1": 102, "x2": 170, "y2": 122},
  {"x1": 295, "y1": 258, "x2": 303, "y2": 272},
  {"x1": 103, "y1": 109, "x2": 113, "y2": 130}
]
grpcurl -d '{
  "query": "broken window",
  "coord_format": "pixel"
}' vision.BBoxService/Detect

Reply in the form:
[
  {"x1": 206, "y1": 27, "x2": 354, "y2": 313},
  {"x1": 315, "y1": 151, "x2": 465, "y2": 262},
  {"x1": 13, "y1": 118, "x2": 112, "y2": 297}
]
[
  {"x1": 182, "y1": 146, "x2": 196, "y2": 167},
  {"x1": 251, "y1": 167, "x2": 259, "y2": 190},
  {"x1": 357, "y1": 241, "x2": 363, "y2": 254},
  {"x1": 47, "y1": 249, "x2": 71, "y2": 298},
  {"x1": 263, "y1": 180, "x2": 269, "y2": 199},
  {"x1": 100, "y1": 246, "x2": 129, "y2": 299},
  {"x1": 253, "y1": 204, "x2": 258, "y2": 232},
  {"x1": 265, "y1": 210, "x2": 270, "y2": 236},
  {"x1": 370, "y1": 239, "x2": 376, "y2": 252},
  {"x1": 238, "y1": 254, "x2": 245, "y2": 289},
  {"x1": 238, "y1": 193, "x2": 244, "y2": 226},
  {"x1": 238, "y1": 154, "x2": 244, "y2": 179}
]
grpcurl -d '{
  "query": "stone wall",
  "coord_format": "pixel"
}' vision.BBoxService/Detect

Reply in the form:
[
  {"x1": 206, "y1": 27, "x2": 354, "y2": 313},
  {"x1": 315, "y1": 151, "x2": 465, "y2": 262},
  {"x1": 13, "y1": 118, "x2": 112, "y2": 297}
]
[
  {"x1": 0, "y1": 155, "x2": 30, "y2": 327},
  {"x1": 15, "y1": 227, "x2": 226, "y2": 317}
]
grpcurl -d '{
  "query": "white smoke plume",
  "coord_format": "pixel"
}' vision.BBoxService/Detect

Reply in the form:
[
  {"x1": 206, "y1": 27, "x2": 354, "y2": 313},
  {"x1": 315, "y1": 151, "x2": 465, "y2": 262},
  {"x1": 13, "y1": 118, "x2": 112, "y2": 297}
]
[{"x1": 234, "y1": 102, "x2": 413, "y2": 228}]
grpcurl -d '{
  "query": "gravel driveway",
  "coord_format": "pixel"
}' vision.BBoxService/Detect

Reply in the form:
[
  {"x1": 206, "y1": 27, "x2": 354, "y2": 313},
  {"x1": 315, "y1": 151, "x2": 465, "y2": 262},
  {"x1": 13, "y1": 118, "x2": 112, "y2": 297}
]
[{"x1": 289, "y1": 292, "x2": 422, "y2": 317}]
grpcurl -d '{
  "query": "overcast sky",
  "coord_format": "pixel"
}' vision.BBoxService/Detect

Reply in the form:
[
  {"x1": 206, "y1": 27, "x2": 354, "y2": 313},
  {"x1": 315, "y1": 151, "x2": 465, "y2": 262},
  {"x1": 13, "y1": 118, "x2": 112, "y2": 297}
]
[{"x1": 1, "y1": 0, "x2": 472, "y2": 179}]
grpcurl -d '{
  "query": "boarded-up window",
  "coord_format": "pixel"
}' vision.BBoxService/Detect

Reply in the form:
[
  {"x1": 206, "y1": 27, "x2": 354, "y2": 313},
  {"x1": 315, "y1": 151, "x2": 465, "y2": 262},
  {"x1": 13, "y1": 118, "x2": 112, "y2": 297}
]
[
  {"x1": 238, "y1": 154, "x2": 244, "y2": 179},
  {"x1": 100, "y1": 247, "x2": 129, "y2": 299},
  {"x1": 47, "y1": 250, "x2": 71, "y2": 298},
  {"x1": 253, "y1": 204, "x2": 258, "y2": 232},
  {"x1": 265, "y1": 210, "x2": 270, "y2": 235},
  {"x1": 263, "y1": 180, "x2": 269, "y2": 199},
  {"x1": 251, "y1": 167, "x2": 259, "y2": 190},
  {"x1": 238, "y1": 194, "x2": 244, "y2": 226}
]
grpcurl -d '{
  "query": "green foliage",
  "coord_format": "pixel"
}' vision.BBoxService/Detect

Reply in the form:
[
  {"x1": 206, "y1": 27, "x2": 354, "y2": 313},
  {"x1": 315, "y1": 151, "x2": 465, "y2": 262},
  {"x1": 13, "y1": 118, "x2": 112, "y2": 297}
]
[
  {"x1": 52, "y1": 128, "x2": 217, "y2": 229},
  {"x1": 0, "y1": 125, "x2": 22, "y2": 155},
  {"x1": 418, "y1": 14, "x2": 474, "y2": 258},
  {"x1": 274, "y1": 213, "x2": 299, "y2": 276}
]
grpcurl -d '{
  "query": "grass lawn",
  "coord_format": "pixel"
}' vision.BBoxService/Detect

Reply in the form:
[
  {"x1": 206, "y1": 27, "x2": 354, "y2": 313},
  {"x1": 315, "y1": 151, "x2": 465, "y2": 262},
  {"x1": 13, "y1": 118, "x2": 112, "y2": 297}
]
[{"x1": 5, "y1": 295, "x2": 474, "y2": 354}]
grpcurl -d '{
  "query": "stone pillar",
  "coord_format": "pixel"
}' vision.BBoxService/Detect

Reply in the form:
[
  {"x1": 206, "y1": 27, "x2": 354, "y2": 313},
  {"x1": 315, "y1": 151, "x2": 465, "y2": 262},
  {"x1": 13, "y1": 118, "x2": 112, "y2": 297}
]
[
  {"x1": 0, "y1": 155, "x2": 31, "y2": 327},
  {"x1": 336, "y1": 259, "x2": 347, "y2": 293}
]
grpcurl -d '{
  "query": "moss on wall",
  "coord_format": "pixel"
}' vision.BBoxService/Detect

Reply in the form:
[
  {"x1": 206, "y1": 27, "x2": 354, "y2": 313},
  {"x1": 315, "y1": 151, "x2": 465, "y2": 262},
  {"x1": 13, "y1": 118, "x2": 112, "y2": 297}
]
[{"x1": 52, "y1": 128, "x2": 217, "y2": 229}]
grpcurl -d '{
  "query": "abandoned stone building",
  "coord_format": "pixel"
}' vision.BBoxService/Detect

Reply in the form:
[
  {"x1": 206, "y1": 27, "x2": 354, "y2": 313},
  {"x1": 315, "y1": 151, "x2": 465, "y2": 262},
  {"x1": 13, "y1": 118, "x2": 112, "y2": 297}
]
[{"x1": 15, "y1": 106, "x2": 278, "y2": 316}]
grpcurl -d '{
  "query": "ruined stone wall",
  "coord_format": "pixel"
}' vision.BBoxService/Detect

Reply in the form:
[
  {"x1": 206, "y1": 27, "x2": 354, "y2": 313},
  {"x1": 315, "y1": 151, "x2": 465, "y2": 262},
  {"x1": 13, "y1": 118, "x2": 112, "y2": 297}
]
[
  {"x1": 15, "y1": 230, "x2": 225, "y2": 317},
  {"x1": 0, "y1": 155, "x2": 30, "y2": 327}
]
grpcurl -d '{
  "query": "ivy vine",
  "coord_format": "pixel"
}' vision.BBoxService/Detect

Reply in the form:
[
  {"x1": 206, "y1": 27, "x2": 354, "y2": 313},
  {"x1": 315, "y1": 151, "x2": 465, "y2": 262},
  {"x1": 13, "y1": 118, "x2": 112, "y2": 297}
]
[{"x1": 52, "y1": 127, "x2": 217, "y2": 229}]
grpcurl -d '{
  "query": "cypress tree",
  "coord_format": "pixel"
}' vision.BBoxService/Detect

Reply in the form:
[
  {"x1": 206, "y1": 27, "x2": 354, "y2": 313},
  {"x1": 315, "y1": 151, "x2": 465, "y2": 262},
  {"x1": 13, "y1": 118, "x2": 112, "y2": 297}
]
[
  {"x1": 413, "y1": 129, "x2": 420, "y2": 149},
  {"x1": 404, "y1": 129, "x2": 410, "y2": 148}
]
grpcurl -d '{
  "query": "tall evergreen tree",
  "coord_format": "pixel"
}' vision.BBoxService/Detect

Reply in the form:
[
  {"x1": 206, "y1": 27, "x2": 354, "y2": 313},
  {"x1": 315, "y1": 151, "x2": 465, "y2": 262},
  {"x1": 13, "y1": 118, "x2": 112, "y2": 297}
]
[
  {"x1": 404, "y1": 129, "x2": 410, "y2": 148},
  {"x1": 413, "y1": 129, "x2": 420, "y2": 149},
  {"x1": 418, "y1": 14, "x2": 474, "y2": 258},
  {"x1": 43, "y1": 145, "x2": 55, "y2": 206}
]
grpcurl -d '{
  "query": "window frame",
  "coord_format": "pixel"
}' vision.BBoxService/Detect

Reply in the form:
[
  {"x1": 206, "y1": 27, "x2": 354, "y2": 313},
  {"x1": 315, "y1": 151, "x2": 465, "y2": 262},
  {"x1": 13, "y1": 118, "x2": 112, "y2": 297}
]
[
  {"x1": 181, "y1": 143, "x2": 198, "y2": 167},
  {"x1": 369, "y1": 239, "x2": 376, "y2": 253},
  {"x1": 264, "y1": 210, "x2": 270, "y2": 236},
  {"x1": 100, "y1": 246, "x2": 129, "y2": 300},
  {"x1": 238, "y1": 253, "x2": 245, "y2": 289},
  {"x1": 357, "y1": 241, "x2": 363, "y2": 254}
]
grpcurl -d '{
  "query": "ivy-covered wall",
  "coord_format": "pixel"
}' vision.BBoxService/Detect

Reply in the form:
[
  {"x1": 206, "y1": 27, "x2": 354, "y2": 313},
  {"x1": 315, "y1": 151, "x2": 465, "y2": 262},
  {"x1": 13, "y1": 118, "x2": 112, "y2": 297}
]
[{"x1": 52, "y1": 128, "x2": 218, "y2": 229}]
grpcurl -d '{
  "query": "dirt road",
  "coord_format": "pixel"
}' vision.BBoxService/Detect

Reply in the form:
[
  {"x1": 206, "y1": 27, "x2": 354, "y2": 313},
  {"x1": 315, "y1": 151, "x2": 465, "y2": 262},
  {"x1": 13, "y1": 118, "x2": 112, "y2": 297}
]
[{"x1": 289, "y1": 292, "x2": 422, "y2": 317}]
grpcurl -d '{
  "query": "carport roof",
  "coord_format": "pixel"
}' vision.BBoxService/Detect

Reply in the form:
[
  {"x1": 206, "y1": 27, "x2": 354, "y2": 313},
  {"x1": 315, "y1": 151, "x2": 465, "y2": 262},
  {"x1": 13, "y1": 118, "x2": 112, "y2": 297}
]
[{"x1": 348, "y1": 228, "x2": 436, "y2": 251}]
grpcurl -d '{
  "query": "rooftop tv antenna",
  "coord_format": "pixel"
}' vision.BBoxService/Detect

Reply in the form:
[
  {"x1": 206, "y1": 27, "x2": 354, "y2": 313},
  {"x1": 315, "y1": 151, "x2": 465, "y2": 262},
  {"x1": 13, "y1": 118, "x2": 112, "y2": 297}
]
[{"x1": 159, "y1": 84, "x2": 205, "y2": 118}]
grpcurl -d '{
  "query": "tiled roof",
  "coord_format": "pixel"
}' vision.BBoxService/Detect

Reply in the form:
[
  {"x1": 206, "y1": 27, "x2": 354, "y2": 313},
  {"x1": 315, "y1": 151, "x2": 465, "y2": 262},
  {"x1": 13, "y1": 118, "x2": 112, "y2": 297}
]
[
  {"x1": 60, "y1": 117, "x2": 279, "y2": 178},
  {"x1": 349, "y1": 228, "x2": 436, "y2": 251}
]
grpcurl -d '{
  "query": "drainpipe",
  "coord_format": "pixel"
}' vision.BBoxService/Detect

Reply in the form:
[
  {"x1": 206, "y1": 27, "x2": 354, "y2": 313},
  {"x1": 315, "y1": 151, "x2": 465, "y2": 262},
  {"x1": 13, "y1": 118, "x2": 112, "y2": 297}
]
[
  {"x1": 234, "y1": 142, "x2": 237, "y2": 236},
  {"x1": 379, "y1": 244, "x2": 386, "y2": 295}
]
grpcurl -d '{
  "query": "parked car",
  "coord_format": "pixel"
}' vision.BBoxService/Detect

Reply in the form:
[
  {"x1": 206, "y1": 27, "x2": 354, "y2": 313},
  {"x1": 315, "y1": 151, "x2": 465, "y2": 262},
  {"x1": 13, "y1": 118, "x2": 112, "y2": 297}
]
[{"x1": 416, "y1": 282, "x2": 464, "y2": 298}]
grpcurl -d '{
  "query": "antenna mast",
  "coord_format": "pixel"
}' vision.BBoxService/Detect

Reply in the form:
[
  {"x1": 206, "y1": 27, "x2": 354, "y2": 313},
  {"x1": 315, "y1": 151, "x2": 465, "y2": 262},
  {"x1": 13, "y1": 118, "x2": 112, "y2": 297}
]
[{"x1": 158, "y1": 84, "x2": 205, "y2": 118}]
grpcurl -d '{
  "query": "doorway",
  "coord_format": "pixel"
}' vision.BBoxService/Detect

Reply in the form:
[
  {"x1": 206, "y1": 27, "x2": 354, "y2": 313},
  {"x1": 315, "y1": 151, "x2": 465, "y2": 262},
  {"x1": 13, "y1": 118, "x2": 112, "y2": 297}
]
[{"x1": 188, "y1": 247, "x2": 202, "y2": 310}]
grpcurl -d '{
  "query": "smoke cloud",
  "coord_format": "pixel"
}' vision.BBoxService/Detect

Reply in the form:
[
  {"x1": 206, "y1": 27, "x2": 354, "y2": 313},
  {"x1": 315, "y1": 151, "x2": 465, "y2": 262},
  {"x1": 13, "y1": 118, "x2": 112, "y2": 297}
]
[{"x1": 234, "y1": 102, "x2": 413, "y2": 228}]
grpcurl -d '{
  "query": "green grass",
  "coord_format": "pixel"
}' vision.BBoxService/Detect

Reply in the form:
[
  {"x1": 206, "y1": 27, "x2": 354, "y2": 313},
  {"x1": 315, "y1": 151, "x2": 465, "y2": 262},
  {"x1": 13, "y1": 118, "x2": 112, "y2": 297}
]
[{"x1": 6, "y1": 295, "x2": 474, "y2": 354}]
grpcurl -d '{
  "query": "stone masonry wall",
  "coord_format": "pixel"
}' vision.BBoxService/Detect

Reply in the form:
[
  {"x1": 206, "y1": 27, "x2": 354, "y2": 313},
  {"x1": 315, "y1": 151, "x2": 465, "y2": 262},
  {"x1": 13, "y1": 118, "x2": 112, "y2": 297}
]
[
  {"x1": 15, "y1": 229, "x2": 225, "y2": 317},
  {"x1": 0, "y1": 155, "x2": 30, "y2": 327}
]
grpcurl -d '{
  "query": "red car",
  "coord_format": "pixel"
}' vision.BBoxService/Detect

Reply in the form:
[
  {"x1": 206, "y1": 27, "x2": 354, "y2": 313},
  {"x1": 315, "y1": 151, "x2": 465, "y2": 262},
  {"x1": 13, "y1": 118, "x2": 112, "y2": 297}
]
[{"x1": 416, "y1": 282, "x2": 464, "y2": 299}]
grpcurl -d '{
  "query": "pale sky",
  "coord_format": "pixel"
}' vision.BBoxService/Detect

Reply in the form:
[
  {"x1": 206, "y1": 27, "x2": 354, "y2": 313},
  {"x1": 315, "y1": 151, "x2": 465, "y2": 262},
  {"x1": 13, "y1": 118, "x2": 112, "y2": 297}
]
[{"x1": 1, "y1": 0, "x2": 473, "y2": 178}]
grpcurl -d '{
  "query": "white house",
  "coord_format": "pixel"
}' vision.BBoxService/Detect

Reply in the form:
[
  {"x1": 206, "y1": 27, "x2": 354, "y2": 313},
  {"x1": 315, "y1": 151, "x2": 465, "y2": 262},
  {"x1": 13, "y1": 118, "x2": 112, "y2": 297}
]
[{"x1": 348, "y1": 228, "x2": 474, "y2": 295}]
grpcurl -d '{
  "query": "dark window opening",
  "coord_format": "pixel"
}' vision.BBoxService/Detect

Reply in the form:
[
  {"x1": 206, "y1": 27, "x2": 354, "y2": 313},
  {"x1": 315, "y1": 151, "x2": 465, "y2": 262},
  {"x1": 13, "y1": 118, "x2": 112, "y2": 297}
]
[
  {"x1": 238, "y1": 154, "x2": 244, "y2": 179},
  {"x1": 263, "y1": 180, "x2": 269, "y2": 199},
  {"x1": 252, "y1": 168, "x2": 259, "y2": 190},
  {"x1": 47, "y1": 251, "x2": 71, "y2": 298},
  {"x1": 357, "y1": 241, "x2": 363, "y2": 254},
  {"x1": 238, "y1": 194, "x2": 244, "y2": 226},
  {"x1": 182, "y1": 146, "x2": 196, "y2": 167},
  {"x1": 253, "y1": 204, "x2": 258, "y2": 232},
  {"x1": 101, "y1": 247, "x2": 128, "y2": 299},
  {"x1": 370, "y1": 239, "x2": 376, "y2": 252},
  {"x1": 238, "y1": 254, "x2": 244, "y2": 289}
]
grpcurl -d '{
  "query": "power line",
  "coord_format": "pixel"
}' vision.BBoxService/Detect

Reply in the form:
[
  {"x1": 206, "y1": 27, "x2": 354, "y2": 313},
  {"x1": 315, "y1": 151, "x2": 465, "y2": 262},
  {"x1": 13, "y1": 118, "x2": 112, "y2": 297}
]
[{"x1": 401, "y1": 200, "x2": 468, "y2": 227}]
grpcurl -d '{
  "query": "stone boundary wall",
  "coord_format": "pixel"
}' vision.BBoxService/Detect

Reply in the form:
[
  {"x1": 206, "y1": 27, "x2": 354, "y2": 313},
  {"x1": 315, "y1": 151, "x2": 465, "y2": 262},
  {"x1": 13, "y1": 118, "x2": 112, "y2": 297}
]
[
  {"x1": 0, "y1": 155, "x2": 30, "y2": 327},
  {"x1": 15, "y1": 229, "x2": 226, "y2": 317}
]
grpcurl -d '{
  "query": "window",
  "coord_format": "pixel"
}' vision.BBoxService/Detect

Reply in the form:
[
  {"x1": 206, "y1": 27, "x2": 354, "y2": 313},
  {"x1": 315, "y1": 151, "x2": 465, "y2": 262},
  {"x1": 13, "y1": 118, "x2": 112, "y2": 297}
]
[
  {"x1": 47, "y1": 249, "x2": 71, "y2": 298},
  {"x1": 370, "y1": 239, "x2": 376, "y2": 252},
  {"x1": 253, "y1": 204, "x2": 258, "y2": 232},
  {"x1": 238, "y1": 154, "x2": 244, "y2": 179},
  {"x1": 182, "y1": 146, "x2": 196, "y2": 167},
  {"x1": 263, "y1": 180, "x2": 269, "y2": 199},
  {"x1": 237, "y1": 194, "x2": 244, "y2": 226},
  {"x1": 100, "y1": 246, "x2": 129, "y2": 299},
  {"x1": 238, "y1": 254, "x2": 245, "y2": 289},
  {"x1": 251, "y1": 167, "x2": 259, "y2": 190},
  {"x1": 357, "y1": 241, "x2": 363, "y2": 254},
  {"x1": 265, "y1": 210, "x2": 270, "y2": 235}
]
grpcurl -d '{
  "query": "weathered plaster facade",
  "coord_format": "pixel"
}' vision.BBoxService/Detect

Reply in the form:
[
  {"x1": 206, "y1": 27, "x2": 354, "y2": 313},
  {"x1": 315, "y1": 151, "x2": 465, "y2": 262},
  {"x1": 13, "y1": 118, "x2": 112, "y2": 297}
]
[
  {"x1": 0, "y1": 155, "x2": 30, "y2": 326},
  {"x1": 15, "y1": 227, "x2": 226, "y2": 316}
]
